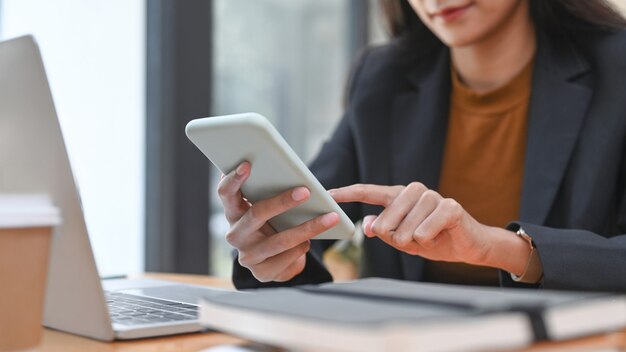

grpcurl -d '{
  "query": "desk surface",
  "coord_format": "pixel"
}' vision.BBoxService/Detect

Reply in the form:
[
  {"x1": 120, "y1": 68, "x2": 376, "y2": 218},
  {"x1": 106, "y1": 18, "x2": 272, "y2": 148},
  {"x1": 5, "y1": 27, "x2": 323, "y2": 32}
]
[
  {"x1": 42, "y1": 273, "x2": 626, "y2": 352},
  {"x1": 41, "y1": 273, "x2": 247, "y2": 352}
]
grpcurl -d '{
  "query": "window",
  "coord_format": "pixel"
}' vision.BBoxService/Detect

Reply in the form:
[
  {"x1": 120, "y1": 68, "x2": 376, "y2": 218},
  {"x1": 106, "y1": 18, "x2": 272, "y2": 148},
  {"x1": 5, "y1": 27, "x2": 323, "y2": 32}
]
[
  {"x1": 210, "y1": 0, "x2": 386, "y2": 276},
  {"x1": 0, "y1": 0, "x2": 146, "y2": 277}
]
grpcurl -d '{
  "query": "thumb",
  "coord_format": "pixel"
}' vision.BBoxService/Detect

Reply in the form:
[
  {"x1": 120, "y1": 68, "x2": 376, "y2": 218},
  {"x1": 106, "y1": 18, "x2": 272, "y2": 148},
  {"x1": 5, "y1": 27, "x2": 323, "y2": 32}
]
[{"x1": 362, "y1": 215, "x2": 378, "y2": 238}]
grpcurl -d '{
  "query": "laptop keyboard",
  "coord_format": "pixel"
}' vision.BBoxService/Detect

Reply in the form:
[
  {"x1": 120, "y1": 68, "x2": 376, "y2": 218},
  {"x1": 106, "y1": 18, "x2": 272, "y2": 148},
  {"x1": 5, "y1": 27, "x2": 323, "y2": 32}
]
[{"x1": 105, "y1": 291, "x2": 199, "y2": 326}]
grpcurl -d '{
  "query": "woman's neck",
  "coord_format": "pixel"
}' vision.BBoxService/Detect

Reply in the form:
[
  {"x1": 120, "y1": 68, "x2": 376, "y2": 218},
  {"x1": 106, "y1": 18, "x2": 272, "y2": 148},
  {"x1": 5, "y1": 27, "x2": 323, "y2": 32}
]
[{"x1": 451, "y1": 3, "x2": 536, "y2": 93}]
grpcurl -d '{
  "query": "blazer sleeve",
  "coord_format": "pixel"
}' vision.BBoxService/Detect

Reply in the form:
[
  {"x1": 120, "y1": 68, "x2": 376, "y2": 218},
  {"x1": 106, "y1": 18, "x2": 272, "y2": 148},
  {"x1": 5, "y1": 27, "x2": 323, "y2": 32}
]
[
  {"x1": 500, "y1": 169, "x2": 626, "y2": 291},
  {"x1": 232, "y1": 50, "x2": 369, "y2": 290}
]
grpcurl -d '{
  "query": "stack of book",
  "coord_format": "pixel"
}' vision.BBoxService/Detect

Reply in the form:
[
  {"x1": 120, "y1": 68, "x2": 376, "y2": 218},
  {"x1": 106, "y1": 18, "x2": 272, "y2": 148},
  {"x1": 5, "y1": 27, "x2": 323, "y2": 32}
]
[{"x1": 199, "y1": 278, "x2": 626, "y2": 352}]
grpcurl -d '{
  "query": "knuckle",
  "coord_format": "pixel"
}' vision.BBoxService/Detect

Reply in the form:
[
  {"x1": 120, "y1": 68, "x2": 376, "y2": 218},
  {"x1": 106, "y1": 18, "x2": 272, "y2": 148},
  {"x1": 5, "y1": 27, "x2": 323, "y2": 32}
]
[
  {"x1": 406, "y1": 182, "x2": 425, "y2": 193},
  {"x1": 294, "y1": 242, "x2": 310, "y2": 257},
  {"x1": 385, "y1": 187, "x2": 403, "y2": 205},
  {"x1": 280, "y1": 191, "x2": 295, "y2": 208},
  {"x1": 308, "y1": 217, "x2": 332, "y2": 236},
  {"x1": 253, "y1": 271, "x2": 274, "y2": 283},
  {"x1": 380, "y1": 186, "x2": 400, "y2": 203},
  {"x1": 403, "y1": 242, "x2": 422, "y2": 255},
  {"x1": 225, "y1": 228, "x2": 238, "y2": 246},
  {"x1": 371, "y1": 220, "x2": 390, "y2": 235},
  {"x1": 421, "y1": 238, "x2": 435, "y2": 249},
  {"x1": 412, "y1": 230, "x2": 427, "y2": 243},
  {"x1": 274, "y1": 270, "x2": 295, "y2": 283},
  {"x1": 223, "y1": 212, "x2": 234, "y2": 223},
  {"x1": 237, "y1": 252, "x2": 252, "y2": 268},
  {"x1": 246, "y1": 206, "x2": 261, "y2": 223},
  {"x1": 441, "y1": 197, "x2": 455, "y2": 207},
  {"x1": 216, "y1": 182, "x2": 228, "y2": 198},
  {"x1": 352, "y1": 184, "x2": 365, "y2": 197},
  {"x1": 392, "y1": 233, "x2": 411, "y2": 247},
  {"x1": 273, "y1": 271, "x2": 288, "y2": 282},
  {"x1": 421, "y1": 189, "x2": 440, "y2": 202},
  {"x1": 311, "y1": 216, "x2": 331, "y2": 233},
  {"x1": 223, "y1": 212, "x2": 234, "y2": 225},
  {"x1": 390, "y1": 185, "x2": 405, "y2": 199},
  {"x1": 273, "y1": 235, "x2": 289, "y2": 250},
  {"x1": 216, "y1": 177, "x2": 236, "y2": 198},
  {"x1": 240, "y1": 252, "x2": 263, "y2": 269},
  {"x1": 442, "y1": 198, "x2": 462, "y2": 215},
  {"x1": 359, "y1": 184, "x2": 373, "y2": 198},
  {"x1": 303, "y1": 219, "x2": 320, "y2": 234}
]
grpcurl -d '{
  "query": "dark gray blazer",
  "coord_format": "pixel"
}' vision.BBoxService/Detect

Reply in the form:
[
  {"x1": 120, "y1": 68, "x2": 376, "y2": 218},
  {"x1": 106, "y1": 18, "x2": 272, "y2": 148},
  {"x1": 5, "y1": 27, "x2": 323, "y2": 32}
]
[{"x1": 233, "y1": 29, "x2": 626, "y2": 292}]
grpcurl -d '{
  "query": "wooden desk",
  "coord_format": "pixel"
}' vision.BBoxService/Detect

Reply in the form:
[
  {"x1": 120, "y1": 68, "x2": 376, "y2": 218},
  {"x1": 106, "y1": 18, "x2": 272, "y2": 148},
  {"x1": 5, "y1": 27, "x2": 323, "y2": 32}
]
[{"x1": 40, "y1": 273, "x2": 626, "y2": 352}]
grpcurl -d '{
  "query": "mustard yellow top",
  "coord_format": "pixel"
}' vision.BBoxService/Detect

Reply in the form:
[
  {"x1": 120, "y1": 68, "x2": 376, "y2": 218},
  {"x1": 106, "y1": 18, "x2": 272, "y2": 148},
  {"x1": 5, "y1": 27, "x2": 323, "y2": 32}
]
[{"x1": 423, "y1": 59, "x2": 534, "y2": 286}]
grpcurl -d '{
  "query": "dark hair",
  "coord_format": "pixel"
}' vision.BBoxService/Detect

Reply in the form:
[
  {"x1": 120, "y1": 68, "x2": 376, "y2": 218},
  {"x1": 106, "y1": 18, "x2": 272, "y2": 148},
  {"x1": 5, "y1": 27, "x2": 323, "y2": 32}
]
[{"x1": 380, "y1": 0, "x2": 626, "y2": 40}]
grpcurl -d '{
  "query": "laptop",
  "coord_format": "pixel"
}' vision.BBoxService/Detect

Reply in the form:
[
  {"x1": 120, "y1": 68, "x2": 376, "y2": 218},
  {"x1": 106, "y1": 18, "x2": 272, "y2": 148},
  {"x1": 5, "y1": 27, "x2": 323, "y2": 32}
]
[{"x1": 0, "y1": 35, "x2": 225, "y2": 340}]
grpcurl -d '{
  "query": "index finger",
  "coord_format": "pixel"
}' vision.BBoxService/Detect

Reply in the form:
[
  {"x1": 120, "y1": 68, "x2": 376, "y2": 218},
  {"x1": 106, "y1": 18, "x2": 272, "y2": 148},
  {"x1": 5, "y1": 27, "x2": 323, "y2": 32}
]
[{"x1": 329, "y1": 184, "x2": 403, "y2": 207}]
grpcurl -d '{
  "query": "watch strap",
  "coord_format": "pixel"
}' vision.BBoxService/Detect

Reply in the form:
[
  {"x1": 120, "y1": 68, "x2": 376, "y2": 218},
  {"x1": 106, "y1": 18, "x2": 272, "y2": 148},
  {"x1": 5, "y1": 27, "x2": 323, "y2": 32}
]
[{"x1": 510, "y1": 227, "x2": 544, "y2": 283}]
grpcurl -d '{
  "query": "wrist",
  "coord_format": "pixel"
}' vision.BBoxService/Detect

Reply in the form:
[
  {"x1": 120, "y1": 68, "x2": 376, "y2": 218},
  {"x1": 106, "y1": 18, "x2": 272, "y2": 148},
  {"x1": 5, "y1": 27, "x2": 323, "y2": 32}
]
[{"x1": 480, "y1": 225, "x2": 531, "y2": 275}]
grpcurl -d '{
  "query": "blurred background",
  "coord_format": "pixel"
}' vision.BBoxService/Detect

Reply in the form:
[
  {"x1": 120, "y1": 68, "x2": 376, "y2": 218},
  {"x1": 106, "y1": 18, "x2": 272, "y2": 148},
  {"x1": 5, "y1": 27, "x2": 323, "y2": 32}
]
[{"x1": 0, "y1": 0, "x2": 624, "y2": 279}]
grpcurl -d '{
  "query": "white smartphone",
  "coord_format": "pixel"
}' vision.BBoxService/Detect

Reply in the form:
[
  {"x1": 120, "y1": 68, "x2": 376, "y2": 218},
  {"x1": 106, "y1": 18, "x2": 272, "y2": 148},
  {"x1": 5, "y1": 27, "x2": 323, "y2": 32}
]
[{"x1": 185, "y1": 113, "x2": 355, "y2": 240}]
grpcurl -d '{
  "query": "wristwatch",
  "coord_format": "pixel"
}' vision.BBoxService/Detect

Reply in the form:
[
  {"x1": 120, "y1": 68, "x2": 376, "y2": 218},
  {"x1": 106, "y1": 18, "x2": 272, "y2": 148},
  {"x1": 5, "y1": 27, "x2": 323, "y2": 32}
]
[{"x1": 510, "y1": 227, "x2": 544, "y2": 283}]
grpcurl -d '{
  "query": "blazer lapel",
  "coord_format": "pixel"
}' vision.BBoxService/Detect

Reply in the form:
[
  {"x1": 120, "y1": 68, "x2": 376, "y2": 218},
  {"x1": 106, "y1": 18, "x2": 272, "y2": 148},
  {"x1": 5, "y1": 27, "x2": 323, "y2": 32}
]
[
  {"x1": 390, "y1": 48, "x2": 451, "y2": 189},
  {"x1": 520, "y1": 36, "x2": 592, "y2": 224},
  {"x1": 390, "y1": 47, "x2": 452, "y2": 281}
]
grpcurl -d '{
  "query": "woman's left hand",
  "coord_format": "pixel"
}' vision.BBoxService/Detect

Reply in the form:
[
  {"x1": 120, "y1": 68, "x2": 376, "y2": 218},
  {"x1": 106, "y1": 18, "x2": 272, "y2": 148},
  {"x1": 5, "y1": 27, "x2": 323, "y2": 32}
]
[{"x1": 329, "y1": 183, "x2": 506, "y2": 267}]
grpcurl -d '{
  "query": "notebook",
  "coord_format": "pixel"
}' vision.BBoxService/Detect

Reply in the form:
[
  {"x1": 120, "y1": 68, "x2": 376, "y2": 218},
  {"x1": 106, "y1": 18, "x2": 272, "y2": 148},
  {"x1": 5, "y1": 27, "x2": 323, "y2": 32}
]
[{"x1": 199, "y1": 278, "x2": 626, "y2": 352}]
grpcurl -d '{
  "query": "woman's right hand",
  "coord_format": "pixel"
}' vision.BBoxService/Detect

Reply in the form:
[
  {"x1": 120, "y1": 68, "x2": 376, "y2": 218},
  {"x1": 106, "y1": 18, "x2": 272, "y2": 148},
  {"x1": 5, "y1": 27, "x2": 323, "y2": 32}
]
[{"x1": 218, "y1": 161, "x2": 339, "y2": 283}]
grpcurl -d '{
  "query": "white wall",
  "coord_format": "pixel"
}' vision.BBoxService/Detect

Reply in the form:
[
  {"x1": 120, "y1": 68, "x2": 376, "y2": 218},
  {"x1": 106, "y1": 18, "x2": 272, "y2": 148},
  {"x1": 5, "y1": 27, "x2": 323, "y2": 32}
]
[{"x1": 0, "y1": 0, "x2": 146, "y2": 276}]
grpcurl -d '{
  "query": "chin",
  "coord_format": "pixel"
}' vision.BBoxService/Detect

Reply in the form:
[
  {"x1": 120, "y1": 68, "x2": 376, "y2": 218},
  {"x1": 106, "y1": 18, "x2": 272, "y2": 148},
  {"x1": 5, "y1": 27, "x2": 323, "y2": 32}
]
[{"x1": 436, "y1": 30, "x2": 482, "y2": 48}]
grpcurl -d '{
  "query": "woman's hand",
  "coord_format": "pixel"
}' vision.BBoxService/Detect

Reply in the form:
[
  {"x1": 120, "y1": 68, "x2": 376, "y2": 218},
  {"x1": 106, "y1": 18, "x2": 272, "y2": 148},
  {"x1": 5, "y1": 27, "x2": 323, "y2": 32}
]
[
  {"x1": 329, "y1": 183, "x2": 530, "y2": 273},
  {"x1": 218, "y1": 162, "x2": 339, "y2": 283}
]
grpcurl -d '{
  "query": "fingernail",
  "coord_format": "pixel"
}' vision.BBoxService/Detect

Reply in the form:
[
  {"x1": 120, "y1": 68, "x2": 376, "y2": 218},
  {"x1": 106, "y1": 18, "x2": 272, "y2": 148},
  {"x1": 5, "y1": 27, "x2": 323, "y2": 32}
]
[
  {"x1": 236, "y1": 163, "x2": 246, "y2": 176},
  {"x1": 321, "y1": 212, "x2": 338, "y2": 227},
  {"x1": 362, "y1": 218, "x2": 370, "y2": 234},
  {"x1": 370, "y1": 219, "x2": 378, "y2": 231},
  {"x1": 292, "y1": 187, "x2": 309, "y2": 201}
]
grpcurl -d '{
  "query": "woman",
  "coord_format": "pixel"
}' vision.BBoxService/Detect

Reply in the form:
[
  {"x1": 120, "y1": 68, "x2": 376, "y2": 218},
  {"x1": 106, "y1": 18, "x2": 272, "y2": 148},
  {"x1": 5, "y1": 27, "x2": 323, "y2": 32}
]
[{"x1": 219, "y1": 0, "x2": 626, "y2": 291}]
